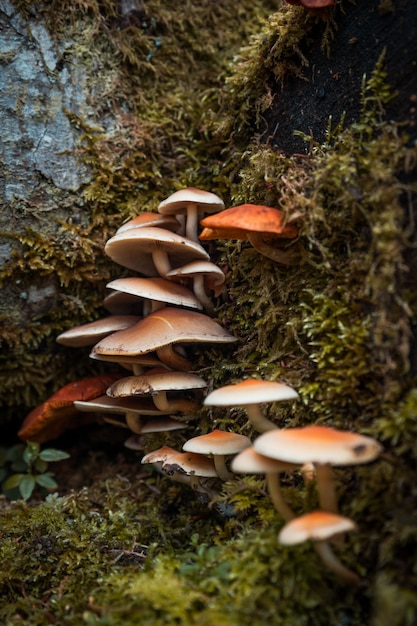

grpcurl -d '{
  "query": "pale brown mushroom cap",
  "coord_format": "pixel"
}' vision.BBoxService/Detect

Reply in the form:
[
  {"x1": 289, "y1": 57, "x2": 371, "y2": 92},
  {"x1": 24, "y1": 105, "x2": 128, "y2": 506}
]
[
  {"x1": 91, "y1": 307, "x2": 237, "y2": 358},
  {"x1": 103, "y1": 291, "x2": 145, "y2": 316},
  {"x1": 158, "y1": 187, "x2": 224, "y2": 216},
  {"x1": 183, "y1": 429, "x2": 251, "y2": 456},
  {"x1": 278, "y1": 510, "x2": 357, "y2": 545},
  {"x1": 107, "y1": 371, "x2": 207, "y2": 398},
  {"x1": 116, "y1": 212, "x2": 181, "y2": 234},
  {"x1": 165, "y1": 260, "x2": 226, "y2": 297},
  {"x1": 199, "y1": 204, "x2": 298, "y2": 239},
  {"x1": 204, "y1": 378, "x2": 299, "y2": 407},
  {"x1": 231, "y1": 446, "x2": 299, "y2": 474},
  {"x1": 74, "y1": 395, "x2": 168, "y2": 415},
  {"x1": 56, "y1": 315, "x2": 141, "y2": 347},
  {"x1": 254, "y1": 425, "x2": 383, "y2": 466},
  {"x1": 106, "y1": 277, "x2": 203, "y2": 310},
  {"x1": 141, "y1": 446, "x2": 180, "y2": 465},
  {"x1": 104, "y1": 227, "x2": 209, "y2": 275},
  {"x1": 162, "y1": 451, "x2": 218, "y2": 477}
]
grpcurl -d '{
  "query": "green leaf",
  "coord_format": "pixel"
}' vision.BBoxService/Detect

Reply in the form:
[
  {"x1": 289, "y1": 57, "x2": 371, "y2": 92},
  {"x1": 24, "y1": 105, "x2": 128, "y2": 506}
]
[
  {"x1": 19, "y1": 474, "x2": 36, "y2": 500},
  {"x1": 35, "y1": 473, "x2": 58, "y2": 489},
  {"x1": 11, "y1": 460, "x2": 28, "y2": 472},
  {"x1": 3, "y1": 473, "x2": 25, "y2": 490},
  {"x1": 23, "y1": 442, "x2": 40, "y2": 465},
  {"x1": 39, "y1": 449, "x2": 70, "y2": 462},
  {"x1": 34, "y1": 458, "x2": 48, "y2": 473}
]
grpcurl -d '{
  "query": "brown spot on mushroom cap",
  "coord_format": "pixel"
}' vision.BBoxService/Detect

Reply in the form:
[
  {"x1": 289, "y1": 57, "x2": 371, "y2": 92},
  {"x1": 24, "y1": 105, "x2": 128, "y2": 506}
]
[
  {"x1": 91, "y1": 307, "x2": 237, "y2": 359},
  {"x1": 18, "y1": 373, "x2": 124, "y2": 443},
  {"x1": 56, "y1": 315, "x2": 141, "y2": 348},
  {"x1": 183, "y1": 429, "x2": 251, "y2": 456},
  {"x1": 106, "y1": 277, "x2": 203, "y2": 310},
  {"x1": 254, "y1": 425, "x2": 383, "y2": 466},
  {"x1": 199, "y1": 204, "x2": 298, "y2": 239},
  {"x1": 104, "y1": 226, "x2": 209, "y2": 276},
  {"x1": 278, "y1": 510, "x2": 357, "y2": 545}
]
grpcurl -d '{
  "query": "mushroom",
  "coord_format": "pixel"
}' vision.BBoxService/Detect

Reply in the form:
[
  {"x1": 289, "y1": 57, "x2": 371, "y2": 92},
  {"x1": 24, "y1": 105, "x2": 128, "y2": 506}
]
[
  {"x1": 231, "y1": 446, "x2": 299, "y2": 521},
  {"x1": 103, "y1": 290, "x2": 146, "y2": 316},
  {"x1": 116, "y1": 212, "x2": 181, "y2": 234},
  {"x1": 165, "y1": 260, "x2": 226, "y2": 315},
  {"x1": 18, "y1": 373, "x2": 124, "y2": 443},
  {"x1": 106, "y1": 276, "x2": 203, "y2": 315},
  {"x1": 203, "y1": 378, "x2": 299, "y2": 433},
  {"x1": 278, "y1": 510, "x2": 360, "y2": 586},
  {"x1": 162, "y1": 451, "x2": 218, "y2": 491},
  {"x1": 199, "y1": 204, "x2": 301, "y2": 265},
  {"x1": 182, "y1": 429, "x2": 251, "y2": 481},
  {"x1": 104, "y1": 226, "x2": 210, "y2": 277},
  {"x1": 89, "y1": 351, "x2": 165, "y2": 376},
  {"x1": 91, "y1": 307, "x2": 237, "y2": 371},
  {"x1": 254, "y1": 425, "x2": 383, "y2": 515},
  {"x1": 56, "y1": 315, "x2": 141, "y2": 347},
  {"x1": 158, "y1": 187, "x2": 225, "y2": 242},
  {"x1": 106, "y1": 370, "x2": 207, "y2": 414}
]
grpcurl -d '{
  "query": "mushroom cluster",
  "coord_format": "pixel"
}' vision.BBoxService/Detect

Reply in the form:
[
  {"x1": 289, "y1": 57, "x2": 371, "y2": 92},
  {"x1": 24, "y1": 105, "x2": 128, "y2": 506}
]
[{"x1": 18, "y1": 188, "x2": 237, "y2": 445}]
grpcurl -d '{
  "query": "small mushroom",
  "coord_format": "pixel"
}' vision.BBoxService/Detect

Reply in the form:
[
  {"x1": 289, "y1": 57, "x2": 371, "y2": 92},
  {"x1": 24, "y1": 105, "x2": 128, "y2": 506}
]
[
  {"x1": 116, "y1": 212, "x2": 181, "y2": 234},
  {"x1": 199, "y1": 204, "x2": 301, "y2": 265},
  {"x1": 231, "y1": 446, "x2": 299, "y2": 521},
  {"x1": 18, "y1": 373, "x2": 124, "y2": 443},
  {"x1": 165, "y1": 260, "x2": 226, "y2": 315},
  {"x1": 204, "y1": 378, "x2": 299, "y2": 433},
  {"x1": 254, "y1": 425, "x2": 383, "y2": 515},
  {"x1": 278, "y1": 510, "x2": 360, "y2": 586},
  {"x1": 158, "y1": 187, "x2": 225, "y2": 242},
  {"x1": 183, "y1": 429, "x2": 251, "y2": 481},
  {"x1": 162, "y1": 451, "x2": 218, "y2": 491}
]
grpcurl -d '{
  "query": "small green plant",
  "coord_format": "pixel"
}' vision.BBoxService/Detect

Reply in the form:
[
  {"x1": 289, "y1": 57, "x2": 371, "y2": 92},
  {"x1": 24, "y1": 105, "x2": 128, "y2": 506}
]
[{"x1": 0, "y1": 441, "x2": 70, "y2": 500}]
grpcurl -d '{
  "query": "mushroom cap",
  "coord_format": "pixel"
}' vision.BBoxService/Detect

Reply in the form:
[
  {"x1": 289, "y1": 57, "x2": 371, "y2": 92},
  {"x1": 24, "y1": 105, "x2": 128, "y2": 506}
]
[
  {"x1": 74, "y1": 395, "x2": 168, "y2": 415},
  {"x1": 56, "y1": 315, "x2": 141, "y2": 347},
  {"x1": 158, "y1": 187, "x2": 224, "y2": 216},
  {"x1": 204, "y1": 378, "x2": 299, "y2": 407},
  {"x1": 139, "y1": 416, "x2": 188, "y2": 433},
  {"x1": 199, "y1": 204, "x2": 298, "y2": 239},
  {"x1": 116, "y1": 212, "x2": 181, "y2": 234},
  {"x1": 183, "y1": 429, "x2": 251, "y2": 456},
  {"x1": 278, "y1": 510, "x2": 357, "y2": 545},
  {"x1": 254, "y1": 425, "x2": 383, "y2": 466},
  {"x1": 141, "y1": 446, "x2": 180, "y2": 465},
  {"x1": 89, "y1": 351, "x2": 163, "y2": 369},
  {"x1": 106, "y1": 277, "x2": 203, "y2": 310},
  {"x1": 165, "y1": 260, "x2": 226, "y2": 296},
  {"x1": 91, "y1": 307, "x2": 237, "y2": 358},
  {"x1": 104, "y1": 226, "x2": 209, "y2": 275},
  {"x1": 162, "y1": 451, "x2": 218, "y2": 477},
  {"x1": 107, "y1": 371, "x2": 207, "y2": 398},
  {"x1": 103, "y1": 291, "x2": 146, "y2": 315},
  {"x1": 18, "y1": 373, "x2": 123, "y2": 443},
  {"x1": 231, "y1": 446, "x2": 299, "y2": 474}
]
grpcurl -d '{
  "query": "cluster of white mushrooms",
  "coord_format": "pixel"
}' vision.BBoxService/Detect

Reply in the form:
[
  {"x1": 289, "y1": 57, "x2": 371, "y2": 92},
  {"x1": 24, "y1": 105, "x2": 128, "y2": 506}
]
[{"x1": 19, "y1": 187, "x2": 383, "y2": 587}]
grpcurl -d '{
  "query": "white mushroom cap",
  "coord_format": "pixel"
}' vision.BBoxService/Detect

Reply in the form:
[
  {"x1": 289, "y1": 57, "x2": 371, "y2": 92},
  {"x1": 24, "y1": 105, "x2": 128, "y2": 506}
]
[
  {"x1": 204, "y1": 379, "x2": 299, "y2": 407},
  {"x1": 116, "y1": 212, "x2": 181, "y2": 234},
  {"x1": 254, "y1": 425, "x2": 383, "y2": 466},
  {"x1": 183, "y1": 429, "x2": 251, "y2": 456},
  {"x1": 104, "y1": 226, "x2": 209, "y2": 276},
  {"x1": 106, "y1": 277, "x2": 203, "y2": 311},
  {"x1": 158, "y1": 188, "x2": 224, "y2": 216},
  {"x1": 56, "y1": 315, "x2": 141, "y2": 347},
  {"x1": 278, "y1": 510, "x2": 357, "y2": 545}
]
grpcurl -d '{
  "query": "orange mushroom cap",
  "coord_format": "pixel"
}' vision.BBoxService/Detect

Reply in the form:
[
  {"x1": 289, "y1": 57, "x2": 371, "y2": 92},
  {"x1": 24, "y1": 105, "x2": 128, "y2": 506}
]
[
  {"x1": 199, "y1": 204, "x2": 298, "y2": 240},
  {"x1": 18, "y1": 373, "x2": 123, "y2": 443}
]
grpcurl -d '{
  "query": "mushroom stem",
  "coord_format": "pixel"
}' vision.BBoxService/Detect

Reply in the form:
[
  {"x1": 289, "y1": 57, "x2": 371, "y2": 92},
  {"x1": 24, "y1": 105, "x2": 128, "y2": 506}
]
[
  {"x1": 265, "y1": 473, "x2": 295, "y2": 521},
  {"x1": 313, "y1": 540, "x2": 361, "y2": 586},
  {"x1": 156, "y1": 345, "x2": 193, "y2": 371},
  {"x1": 151, "y1": 392, "x2": 197, "y2": 414},
  {"x1": 314, "y1": 463, "x2": 339, "y2": 514},
  {"x1": 213, "y1": 455, "x2": 235, "y2": 481},
  {"x1": 245, "y1": 404, "x2": 277, "y2": 433},
  {"x1": 125, "y1": 412, "x2": 143, "y2": 434},
  {"x1": 192, "y1": 274, "x2": 215, "y2": 315},
  {"x1": 248, "y1": 233, "x2": 302, "y2": 266},
  {"x1": 185, "y1": 203, "x2": 199, "y2": 241},
  {"x1": 152, "y1": 248, "x2": 172, "y2": 277}
]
